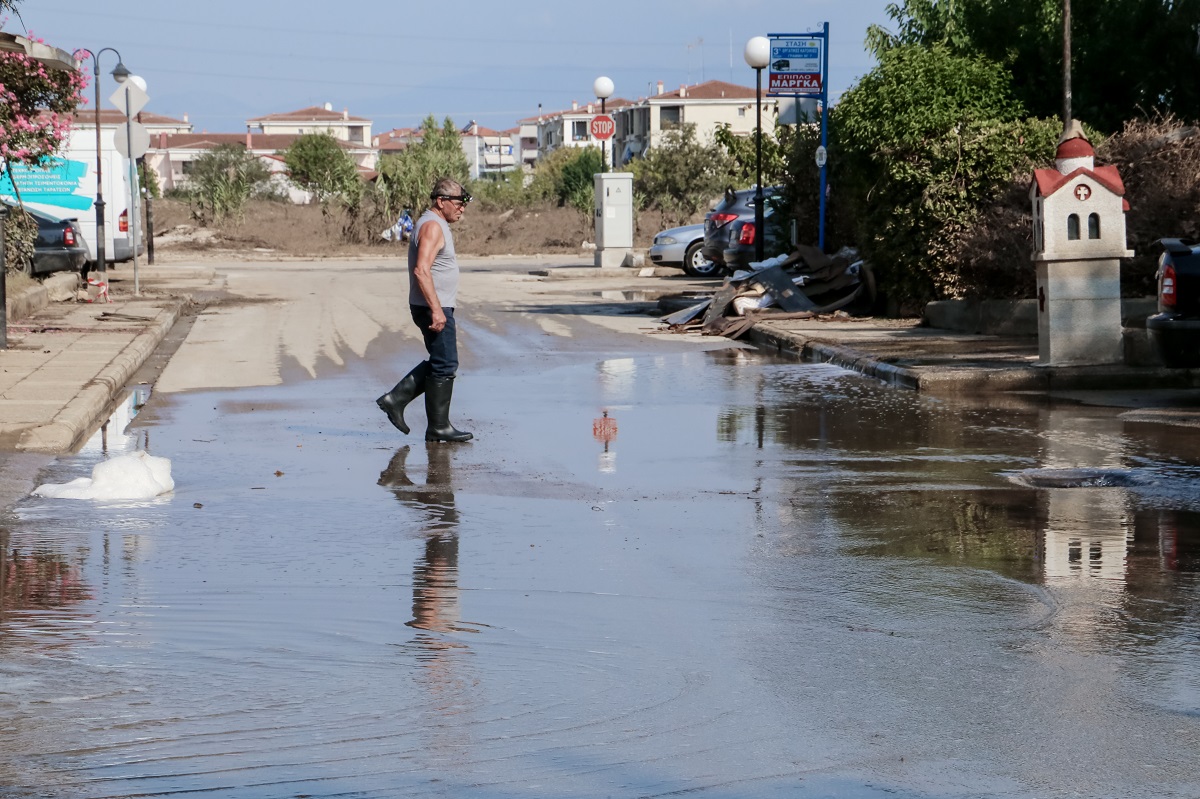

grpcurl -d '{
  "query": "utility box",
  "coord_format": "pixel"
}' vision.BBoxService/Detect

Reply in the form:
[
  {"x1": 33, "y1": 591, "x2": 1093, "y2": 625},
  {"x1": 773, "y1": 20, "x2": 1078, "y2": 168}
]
[
  {"x1": 594, "y1": 172, "x2": 633, "y2": 268},
  {"x1": 1030, "y1": 122, "x2": 1133, "y2": 366}
]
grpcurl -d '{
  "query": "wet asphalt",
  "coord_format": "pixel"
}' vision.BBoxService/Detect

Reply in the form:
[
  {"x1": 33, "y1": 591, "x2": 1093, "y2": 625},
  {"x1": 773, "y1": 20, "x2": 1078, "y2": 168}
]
[{"x1": 1, "y1": 292, "x2": 1199, "y2": 798}]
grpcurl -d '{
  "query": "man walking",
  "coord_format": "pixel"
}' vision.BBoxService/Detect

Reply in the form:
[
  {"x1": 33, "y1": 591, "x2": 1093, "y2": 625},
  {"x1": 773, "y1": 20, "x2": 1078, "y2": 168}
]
[{"x1": 377, "y1": 178, "x2": 473, "y2": 443}]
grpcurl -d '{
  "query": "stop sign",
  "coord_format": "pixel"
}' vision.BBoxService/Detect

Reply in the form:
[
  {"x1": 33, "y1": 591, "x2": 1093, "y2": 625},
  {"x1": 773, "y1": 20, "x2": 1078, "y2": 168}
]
[{"x1": 590, "y1": 114, "x2": 615, "y2": 140}]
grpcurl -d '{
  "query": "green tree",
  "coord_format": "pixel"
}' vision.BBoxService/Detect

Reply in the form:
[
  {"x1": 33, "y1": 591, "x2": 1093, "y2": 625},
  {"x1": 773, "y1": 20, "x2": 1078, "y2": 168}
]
[
  {"x1": 558, "y1": 146, "x2": 602, "y2": 209},
  {"x1": 630, "y1": 125, "x2": 737, "y2": 226},
  {"x1": 833, "y1": 44, "x2": 1059, "y2": 304},
  {"x1": 2, "y1": 201, "x2": 37, "y2": 275},
  {"x1": 283, "y1": 132, "x2": 360, "y2": 202},
  {"x1": 373, "y1": 115, "x2": 469, "y2": 221},
  {"x1": 185, "y1": 144, "x2": 272, "y2": 222},
  {"x1": 713, "y1": 120, "x2": 789, "y2": 188},
  {"x1": 137, "y1": 159, "x2": 160, "y2": 199},
  {"x1": 867, "y1": 0, "x2": 1200, "y2": 133},
  {"x1": 524, "y1": 146, "x2": 577, "y2": 205}
]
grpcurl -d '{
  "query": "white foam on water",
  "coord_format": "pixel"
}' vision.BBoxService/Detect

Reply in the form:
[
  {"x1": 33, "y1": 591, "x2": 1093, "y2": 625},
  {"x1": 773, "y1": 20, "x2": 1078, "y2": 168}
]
[{"x1": 33, "y1": 451, "x2": 175, "y2": 500}]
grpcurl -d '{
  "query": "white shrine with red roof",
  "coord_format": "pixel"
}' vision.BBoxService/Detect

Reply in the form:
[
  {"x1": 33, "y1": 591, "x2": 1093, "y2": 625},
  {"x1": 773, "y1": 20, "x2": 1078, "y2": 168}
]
[{"x1": 1029, "y1": 122, "x2": 1133, "y2": 365}]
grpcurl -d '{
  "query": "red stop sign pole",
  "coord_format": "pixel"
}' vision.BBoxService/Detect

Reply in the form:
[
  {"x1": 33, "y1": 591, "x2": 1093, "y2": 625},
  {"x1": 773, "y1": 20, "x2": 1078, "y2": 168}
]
[{"x1": 591, "y1": 113, "x2": 614, "y2": 172}]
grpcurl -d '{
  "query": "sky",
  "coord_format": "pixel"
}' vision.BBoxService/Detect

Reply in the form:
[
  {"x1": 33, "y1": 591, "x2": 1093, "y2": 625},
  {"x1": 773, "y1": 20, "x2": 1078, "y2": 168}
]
[{"x1": 13, "y1": 0, "x2": 895, "y2": 136}]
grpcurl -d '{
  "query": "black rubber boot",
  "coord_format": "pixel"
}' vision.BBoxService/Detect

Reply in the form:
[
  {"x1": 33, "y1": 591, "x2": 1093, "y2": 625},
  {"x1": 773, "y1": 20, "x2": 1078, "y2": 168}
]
[
  {"x1": 424, "y1": 376, "x2": 473, "y2": 443},
  {"x1": 377, "y1": 361, "x2": 431, "y2": 435}
]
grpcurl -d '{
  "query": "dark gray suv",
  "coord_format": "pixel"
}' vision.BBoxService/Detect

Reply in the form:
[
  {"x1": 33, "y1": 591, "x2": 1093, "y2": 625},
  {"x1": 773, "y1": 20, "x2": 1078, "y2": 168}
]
[
  {"x1": 1147, "y1": 237, "x2": 1200, "y2": 367},
  {"x1": 701, "y1": 186, "x2": 783, "y2": 272}
]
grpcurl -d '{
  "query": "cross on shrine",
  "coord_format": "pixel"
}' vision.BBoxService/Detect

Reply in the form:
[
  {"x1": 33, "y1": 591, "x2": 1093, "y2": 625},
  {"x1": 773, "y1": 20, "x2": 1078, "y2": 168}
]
[{"x1": 1074, "y1": 184, "x2": 1092, "y2": 201}]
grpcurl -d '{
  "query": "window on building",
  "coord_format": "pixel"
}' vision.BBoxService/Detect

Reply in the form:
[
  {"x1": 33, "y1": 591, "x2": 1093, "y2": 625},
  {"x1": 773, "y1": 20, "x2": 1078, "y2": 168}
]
[
  {"x1": 181, "y1": 160, "x2": 195, "y2": 175},
  {"x1": 1067, "y1": 213, "x2": 1080, "y2": 240},
  {"x1": 738, "y1": 108, "x2": 746, "y2": 117},
  {"x1": 660, "y1": 106, "x2": 682, "y2": 129},
  {"x1": 1088, "y1": 213, "x2": 1101, "y2": 239},
  {"x1": 349, "y1": 125, "x2": 365, "y2": 143},
  {"x1": 572, "y1": 120, "x2": 589, "y2": 141}
]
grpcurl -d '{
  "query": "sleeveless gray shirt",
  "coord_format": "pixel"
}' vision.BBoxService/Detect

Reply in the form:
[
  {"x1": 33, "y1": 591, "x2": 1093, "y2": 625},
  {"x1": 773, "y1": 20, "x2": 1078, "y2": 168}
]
[{"x1": 408, "y1": 210, "x2": 459, "y2": 308}]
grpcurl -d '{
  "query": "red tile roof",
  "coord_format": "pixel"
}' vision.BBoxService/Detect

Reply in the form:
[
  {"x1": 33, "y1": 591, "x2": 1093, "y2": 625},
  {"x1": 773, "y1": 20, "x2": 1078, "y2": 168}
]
[
  {"x1": 247, "y1": 105, "x2": 370, "y2": 123},
  {"x1": 63, "y1": 109, "x2": 132, "y2": 125},
  {"x1": 1032, "y1": 165, "x2": 1126, "y2": 199},
  {"x1": 519, "y1": 98, "x2": 634, "y2": 122},
  {"x1": 651, "y1": 80, "x2": 757, "y2": 101},
  {"x1": 59, "y1": 109, "x2": 190, "y2": 127},
  {"x1": 136, "y1": 111, "x2": 191, "y2": 126},
  {"x1": 147, "y1": 133, "x2": 365, "y2": 152},
  {"x1": 462, "y1": 125, "x2": 506, "y2": 137}
]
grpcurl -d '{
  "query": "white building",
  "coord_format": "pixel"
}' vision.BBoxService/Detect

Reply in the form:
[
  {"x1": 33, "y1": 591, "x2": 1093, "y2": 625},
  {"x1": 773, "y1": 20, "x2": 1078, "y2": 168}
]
[
  {"x1": 145, "y1": 129, "x2": 376, "y2": 203},
  {"x1": 459, "y1": 122, "x2": 517, "y2": 180},
  {"x1": 513, "y1": 115, "x2": 540, "y2": 171},
  {"x1": 612, "y1": 80, "x2": 779, "y2": 164},
  {"x1": 535, "y1": 98, "x2": 632, "y2": 160},
  {"x1": 247, "y1": 103, "x2": 373, "y2": 149}
]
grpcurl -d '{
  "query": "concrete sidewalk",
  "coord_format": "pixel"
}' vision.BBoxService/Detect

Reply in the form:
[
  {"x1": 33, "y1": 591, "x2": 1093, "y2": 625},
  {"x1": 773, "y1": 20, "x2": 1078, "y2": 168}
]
[
  {"x1": 748, "y1": 315, "x2": 1200, "y2": 425},
  {"x1": 0, "y1": 263, "x2": 219, "y2": 453}
]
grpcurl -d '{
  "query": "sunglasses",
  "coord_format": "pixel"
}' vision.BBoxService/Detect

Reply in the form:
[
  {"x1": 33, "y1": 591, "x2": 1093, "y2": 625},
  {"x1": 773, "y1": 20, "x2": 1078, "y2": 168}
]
[{"x1": 436, "y1": 193, "x2": 472, "y2": 207}]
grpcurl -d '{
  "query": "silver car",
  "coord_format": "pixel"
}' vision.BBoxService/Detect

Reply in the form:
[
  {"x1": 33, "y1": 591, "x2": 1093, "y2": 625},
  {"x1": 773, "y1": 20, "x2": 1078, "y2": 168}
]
[{"x1": 648, "y1": 223, "x2": 721, "y2": 277}]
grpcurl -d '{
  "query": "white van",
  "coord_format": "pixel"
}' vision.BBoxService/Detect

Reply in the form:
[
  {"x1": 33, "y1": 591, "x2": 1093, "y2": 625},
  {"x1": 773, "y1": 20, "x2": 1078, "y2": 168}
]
[{"x1": 0, "y1": 122, "x2": 141, "y2": 268}]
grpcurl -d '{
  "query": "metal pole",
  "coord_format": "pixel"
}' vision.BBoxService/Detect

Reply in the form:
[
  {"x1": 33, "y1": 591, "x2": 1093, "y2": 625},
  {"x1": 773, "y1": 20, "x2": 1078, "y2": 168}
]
[
  {"x1": 125, "y1": 85, "x2": 139, "y2": 294},
  {"x1": 1063, "y1": 0, "x2": 1072, "y2": 127},
  {"x1": 754, "y1": 65, "x2": 764, "y2": 263},
  {"x1": 144, "y1": 172, "x2": 155, "y2": 265},
  {"x1": 0, "y1": 203, "x2": 8, "y2": 350},
  {"x1": 92, "y1": 57, "x2": 107, "y2": 278},
  {"x1": 601, "y1": 97, "x2": 607, "y2": 173},
  {"x1": 819, "y1": 21, "x2": 830, "y2": 252}
]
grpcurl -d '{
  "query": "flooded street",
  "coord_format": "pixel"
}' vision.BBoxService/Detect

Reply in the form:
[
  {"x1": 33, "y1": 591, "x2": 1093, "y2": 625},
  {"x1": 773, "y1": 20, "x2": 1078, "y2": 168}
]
[{"x1": 2, "y1": 262, "x2": 1200, "y2": 798}]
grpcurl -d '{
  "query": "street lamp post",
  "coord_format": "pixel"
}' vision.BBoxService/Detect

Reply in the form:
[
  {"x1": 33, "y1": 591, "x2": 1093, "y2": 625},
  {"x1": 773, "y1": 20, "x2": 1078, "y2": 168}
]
[
  {"x1": 0, "y1": 204, "x2": 8, "y2": 350},
  {"x1": 744, "y1": 36, "x2": 770, "y2": 263},
  {"x1": 75, "y1": 48, "x2": 129, "y2": 278},
  {"x1": 593, "y1": 76, "x2": 614, "y2": 172}
]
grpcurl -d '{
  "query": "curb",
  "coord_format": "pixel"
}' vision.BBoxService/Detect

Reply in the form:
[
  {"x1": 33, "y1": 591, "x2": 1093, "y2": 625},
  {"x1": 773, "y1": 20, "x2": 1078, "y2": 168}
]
[
  {"x1": 5, "y1": 281, "x2": 48, "y2": 323},
  {"x1": 4, "y1": 272, "x2": 78, "y2": 323},
  {"x1": 748, "y1": 322, "x2": 1200, "y2": 395},
  {"x1": 16, "y1": 299, "x2": 185, "y2": 453},
  {"x1": 748, "y1": 325, "x2": 922, "y2": 390}
]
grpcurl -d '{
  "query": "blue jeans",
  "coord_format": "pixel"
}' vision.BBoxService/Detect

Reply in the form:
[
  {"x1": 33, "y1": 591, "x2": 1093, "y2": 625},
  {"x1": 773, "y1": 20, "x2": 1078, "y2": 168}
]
[{"x1": 410, "y1": 305, "x2": 458, "y2": 378}]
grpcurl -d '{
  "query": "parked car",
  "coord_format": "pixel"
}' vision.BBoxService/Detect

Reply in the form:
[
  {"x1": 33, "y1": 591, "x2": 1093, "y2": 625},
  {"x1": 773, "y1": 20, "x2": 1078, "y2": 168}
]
[
  {"x1": 1147, "y1": 237, "x2": 1200, "y2": 368},
  {"x1": 720, "y1": 193, "x2": 790, "y2": 271},
  {"x1": 649, "y1": 223, "x2": 721, "y2": 277},
  {"x1": 702, "y1": 186, "x2": 783, "y2": 272},
  {"x1": 3, "y1": 204, "x2": 90, "y2": 277}
]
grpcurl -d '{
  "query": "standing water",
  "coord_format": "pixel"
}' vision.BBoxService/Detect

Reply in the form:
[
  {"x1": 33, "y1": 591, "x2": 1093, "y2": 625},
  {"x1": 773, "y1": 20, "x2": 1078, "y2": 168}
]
[{"x1": 1, "y1": 347, "x2": 1199, "y2": 798}]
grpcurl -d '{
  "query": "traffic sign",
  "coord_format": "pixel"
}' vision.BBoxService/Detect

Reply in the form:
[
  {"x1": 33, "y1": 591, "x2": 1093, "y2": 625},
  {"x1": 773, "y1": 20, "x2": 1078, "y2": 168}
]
[
  {"x1": 590, "y1": 114, "x2": 615, "y2": 141},
  {"x1": 114, "y1": 121, "x2": 150, "y2": 158},
  {"x1": 768, "y1": 34, "x2": 824, "y2": 98},
  {"x1": 109, "y1": 80, "x2": 149, "y2": 117}
]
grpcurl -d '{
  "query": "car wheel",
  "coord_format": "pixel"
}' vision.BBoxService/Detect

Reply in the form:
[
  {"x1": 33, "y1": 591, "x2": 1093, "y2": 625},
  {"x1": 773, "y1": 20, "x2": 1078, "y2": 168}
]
[{"x1": 683, "y1": 241, "x2": 722, "y2": 277}]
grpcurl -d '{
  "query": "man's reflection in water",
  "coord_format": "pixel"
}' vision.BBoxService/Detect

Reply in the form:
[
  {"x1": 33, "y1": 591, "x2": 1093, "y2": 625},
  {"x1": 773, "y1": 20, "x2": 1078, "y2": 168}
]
[
  {"x1": 378, "y1": 445, "x2": 473, "y2": 639},
  {"x1": 380, "y1": 445, "x2": 479, "y2": 754}
]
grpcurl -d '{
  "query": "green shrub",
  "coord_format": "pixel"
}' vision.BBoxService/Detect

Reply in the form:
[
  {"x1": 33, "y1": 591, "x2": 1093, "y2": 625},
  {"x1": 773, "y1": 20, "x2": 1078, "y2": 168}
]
[
  {"x1": 831, "y1": 45, "x2": 1057, "y2": 306},
  {"x1": 186, "y1": 144, "x2": 273, "y2": 223},
  {"x1": 630, "y1": 125, "x2": 738, "y2": 227},
  {"x1": 283, "y1": 133, "x2": 360, "y2": 203},
  {"x1": 2, "y1": 206, "x2": 37, "y2": 275}
]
